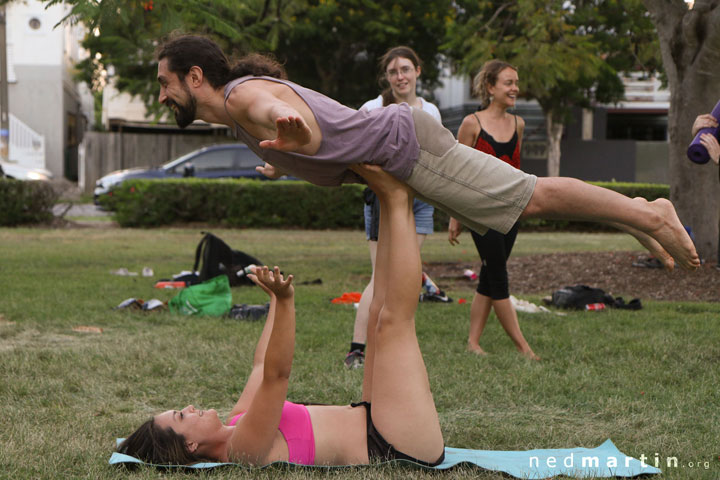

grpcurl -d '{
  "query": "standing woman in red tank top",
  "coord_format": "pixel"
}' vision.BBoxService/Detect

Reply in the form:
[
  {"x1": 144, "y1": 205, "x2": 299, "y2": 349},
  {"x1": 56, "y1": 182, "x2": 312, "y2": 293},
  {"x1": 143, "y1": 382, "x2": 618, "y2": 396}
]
[{"x1": 448, "y1": 60, "x2": 539, "y2": 361}]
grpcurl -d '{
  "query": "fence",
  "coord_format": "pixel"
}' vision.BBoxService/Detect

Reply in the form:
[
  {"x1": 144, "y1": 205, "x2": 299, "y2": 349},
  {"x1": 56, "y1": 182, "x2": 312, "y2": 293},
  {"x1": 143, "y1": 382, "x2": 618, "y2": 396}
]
[{"x1": 79, "y1": 131, "x2": 234, "y2": 194}]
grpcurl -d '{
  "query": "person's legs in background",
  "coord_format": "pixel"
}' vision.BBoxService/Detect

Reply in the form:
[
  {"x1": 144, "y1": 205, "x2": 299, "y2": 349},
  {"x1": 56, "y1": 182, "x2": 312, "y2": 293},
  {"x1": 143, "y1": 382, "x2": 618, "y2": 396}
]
[{"x1": 467, "y1": 225, "x2": 539, "y2": 360}]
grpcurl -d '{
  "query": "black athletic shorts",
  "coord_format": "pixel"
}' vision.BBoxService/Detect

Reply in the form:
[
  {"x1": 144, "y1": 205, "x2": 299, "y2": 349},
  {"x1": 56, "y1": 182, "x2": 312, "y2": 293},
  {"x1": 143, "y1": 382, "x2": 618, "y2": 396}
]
[{"x1": 350, "y1": 401, "x2": 445, "y2": 467}]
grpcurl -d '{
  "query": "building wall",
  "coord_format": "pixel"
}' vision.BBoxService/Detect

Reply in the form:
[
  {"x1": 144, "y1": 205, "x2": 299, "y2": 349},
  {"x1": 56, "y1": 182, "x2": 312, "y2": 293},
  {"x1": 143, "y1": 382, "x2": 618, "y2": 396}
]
[
  {"x1": 9, "y1": 65, "x2": 64, "y2": 176},
  {"x1": 7, "y1": 0, "x2": 91, "y2": 179}
]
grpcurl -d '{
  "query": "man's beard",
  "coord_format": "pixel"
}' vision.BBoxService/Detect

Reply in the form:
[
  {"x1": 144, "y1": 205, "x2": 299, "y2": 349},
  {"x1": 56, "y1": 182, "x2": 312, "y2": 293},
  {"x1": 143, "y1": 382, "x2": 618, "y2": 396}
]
[{"x1": 168, "y1": 87, "x2": 197, "y2": 128}]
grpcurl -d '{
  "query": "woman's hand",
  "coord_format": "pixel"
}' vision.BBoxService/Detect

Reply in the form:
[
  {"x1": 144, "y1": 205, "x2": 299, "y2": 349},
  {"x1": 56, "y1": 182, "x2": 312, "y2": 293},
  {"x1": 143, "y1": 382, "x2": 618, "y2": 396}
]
[
  {"x1": 692, "y1": 114, "x2": 718, "y2": 137},
  {"x1": 258, "y1": 116, "x2": 312, "y2": 152},
  {"x1": 249, "y1": 266, "x2": 294, "y2": 299},
  {"x1": 448, "y1": 217, "x2": 463, "y2": 245},
  {"x1": 700, "y1": 133, "x2": 720, "y2": 165},
  {"x1": 248, "y1": 267, "x2": 275, "y2": 298}
]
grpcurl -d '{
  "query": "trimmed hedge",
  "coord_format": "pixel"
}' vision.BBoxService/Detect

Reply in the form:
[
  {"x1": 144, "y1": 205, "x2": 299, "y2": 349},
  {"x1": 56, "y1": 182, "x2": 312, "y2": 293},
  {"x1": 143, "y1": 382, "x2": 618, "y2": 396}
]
[
  {"x1": 106, "y1": 178, "x2": 670, "y2": 230},
  {"x1": 107, "y1": 178, "x2": 366, "y2": 228},
  {"x1": 0, "y1": 179, "x2": 58, "y2": 226}
]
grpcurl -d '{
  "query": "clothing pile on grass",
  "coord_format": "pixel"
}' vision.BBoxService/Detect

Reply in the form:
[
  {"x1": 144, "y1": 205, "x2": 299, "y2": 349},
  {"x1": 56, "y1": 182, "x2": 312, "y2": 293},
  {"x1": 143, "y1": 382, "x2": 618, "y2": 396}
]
[{"x1": 113, "y1": 232, "x2": 270, "y2": 321}]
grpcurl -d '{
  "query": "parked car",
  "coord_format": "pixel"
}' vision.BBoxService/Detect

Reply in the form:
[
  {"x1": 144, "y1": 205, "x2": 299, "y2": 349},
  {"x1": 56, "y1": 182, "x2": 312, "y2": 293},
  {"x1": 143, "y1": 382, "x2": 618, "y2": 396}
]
[
  {"x1": 0, "y1": 161, "x2": 54, "y2": 181},
  {"x1": 93, "y1": 144, "x2": 278, "y2": 204}
]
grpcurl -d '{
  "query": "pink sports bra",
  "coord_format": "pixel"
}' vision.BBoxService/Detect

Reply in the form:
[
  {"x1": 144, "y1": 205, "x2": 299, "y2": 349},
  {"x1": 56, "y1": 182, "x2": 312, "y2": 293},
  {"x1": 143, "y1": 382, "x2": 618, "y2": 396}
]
[{"x1": 227, "y1": 401, "x2": 315, "y2": 465}]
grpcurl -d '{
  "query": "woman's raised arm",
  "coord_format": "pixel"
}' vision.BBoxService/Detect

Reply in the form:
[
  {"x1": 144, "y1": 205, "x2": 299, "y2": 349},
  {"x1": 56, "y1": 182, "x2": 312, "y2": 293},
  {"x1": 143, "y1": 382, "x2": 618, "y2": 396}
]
[{"x1": 226, "y1": 266, "x2": 296, "y2": 464}]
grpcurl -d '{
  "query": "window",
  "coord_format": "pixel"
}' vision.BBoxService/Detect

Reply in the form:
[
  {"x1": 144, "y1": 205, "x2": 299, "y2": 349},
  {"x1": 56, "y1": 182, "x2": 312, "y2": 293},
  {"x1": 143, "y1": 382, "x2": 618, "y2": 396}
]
[
  {"x1": 235, "y1": 149, "x2": 263, "y2": 169},
  {"x1": 606, "y1": 113, "x2": 667, "y2": 141},
  {"x1": 191, "y1": 149, "x2": 237, "y2": 172}
]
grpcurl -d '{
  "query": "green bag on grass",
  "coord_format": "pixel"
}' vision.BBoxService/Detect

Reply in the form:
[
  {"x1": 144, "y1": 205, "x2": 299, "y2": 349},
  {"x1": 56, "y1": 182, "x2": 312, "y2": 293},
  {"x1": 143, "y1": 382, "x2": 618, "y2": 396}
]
[{"x1": 169, "y1": 275, "x2": 232, "y2": 316}]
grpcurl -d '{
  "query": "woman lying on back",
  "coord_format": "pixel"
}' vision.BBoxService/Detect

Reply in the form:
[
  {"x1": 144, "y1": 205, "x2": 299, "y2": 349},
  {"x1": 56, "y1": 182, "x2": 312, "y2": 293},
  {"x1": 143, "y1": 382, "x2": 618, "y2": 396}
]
[{"x1": 118, "y1": 165, "x2": 445, "y2": 466}]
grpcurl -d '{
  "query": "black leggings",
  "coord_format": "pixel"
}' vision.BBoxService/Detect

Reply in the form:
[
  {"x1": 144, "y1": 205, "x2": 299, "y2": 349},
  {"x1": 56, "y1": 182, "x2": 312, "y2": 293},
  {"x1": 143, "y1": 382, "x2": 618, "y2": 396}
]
[{"x1": 470, "y1": 222, "x2": 519, "y2": 300}]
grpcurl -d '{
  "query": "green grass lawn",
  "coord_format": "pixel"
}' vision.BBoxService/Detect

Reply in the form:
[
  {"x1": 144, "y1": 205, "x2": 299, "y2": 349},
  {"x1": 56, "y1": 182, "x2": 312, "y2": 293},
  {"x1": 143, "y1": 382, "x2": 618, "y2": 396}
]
[{"x1": 0, "y1": 228, "x2": 718, "y2": 479}]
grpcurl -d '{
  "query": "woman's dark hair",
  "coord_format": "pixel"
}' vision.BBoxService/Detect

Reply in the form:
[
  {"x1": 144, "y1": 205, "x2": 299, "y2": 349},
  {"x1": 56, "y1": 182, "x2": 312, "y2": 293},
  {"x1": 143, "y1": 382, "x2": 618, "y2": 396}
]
[
  {"x1": 117, "y1": 418, "x2": 209, "y2": 465},
  {"x1": 157, "y1": 35, "x2": 287, "y2": 89},
  {"x1": 378, "y1": 46, "x2": 422, "y2": 106},
  {"x1": 472, "y1": 59, "x2": 517, "y2": 107}
]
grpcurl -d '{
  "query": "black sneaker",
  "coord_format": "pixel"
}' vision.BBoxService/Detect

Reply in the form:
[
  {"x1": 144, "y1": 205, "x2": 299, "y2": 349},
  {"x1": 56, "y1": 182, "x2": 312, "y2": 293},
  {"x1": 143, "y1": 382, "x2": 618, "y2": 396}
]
[
  {"x1": 344, "y1": 349, "x2": 365, "y2": 369},
  {"x1": 631, "y1": 256, "x2": 663, "y2": 269},
  {"x1": 420, "y1": 290, "x2": 452, "y2": 303}
]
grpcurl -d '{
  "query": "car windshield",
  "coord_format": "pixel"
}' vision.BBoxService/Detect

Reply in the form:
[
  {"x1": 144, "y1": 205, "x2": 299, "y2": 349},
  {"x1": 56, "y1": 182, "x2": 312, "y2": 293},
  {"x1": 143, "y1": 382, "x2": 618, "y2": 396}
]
[{"x1": 161, "y1": 150, "x2": 200, "y2": 172}]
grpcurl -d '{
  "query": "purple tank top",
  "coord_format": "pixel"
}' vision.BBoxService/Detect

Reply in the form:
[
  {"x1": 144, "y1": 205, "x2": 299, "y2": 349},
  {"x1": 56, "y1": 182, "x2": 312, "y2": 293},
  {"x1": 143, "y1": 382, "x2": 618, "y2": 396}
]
[{"x1": 224, "y1": 76, "x2": 420, "y2": 187}]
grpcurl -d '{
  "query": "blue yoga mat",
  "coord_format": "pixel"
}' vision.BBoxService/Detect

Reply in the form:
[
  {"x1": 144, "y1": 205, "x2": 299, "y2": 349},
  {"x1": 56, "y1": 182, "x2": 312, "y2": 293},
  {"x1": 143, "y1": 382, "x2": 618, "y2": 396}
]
[{"x1": 109, "y1": 438, "x2": 661, "y2": 478}]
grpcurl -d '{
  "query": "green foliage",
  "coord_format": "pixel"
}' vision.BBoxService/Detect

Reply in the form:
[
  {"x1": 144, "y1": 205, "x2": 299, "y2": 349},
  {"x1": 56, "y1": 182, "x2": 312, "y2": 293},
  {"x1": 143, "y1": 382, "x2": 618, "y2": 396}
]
[
  {"x1": 0, "y1": 179, "x2": 58, "y2": 226},
  {"x1": 47, "y1": 0, "x2": 294, "y2": 118},
  {"x1": 444, "y1": 0, "x2": 661, "y2": 122},
  {"x1": 590, "y1": 180, "x2": 669, "y2": 201},
  {"x1": 46, "y1": 0, "x2": 451, "y2": 116},
  {"x1": 277, "y1": 0, "x2": 453, "y2": 107},
  {"x1": 110, "y1": 178, "x2": 365, "y2": 228}
]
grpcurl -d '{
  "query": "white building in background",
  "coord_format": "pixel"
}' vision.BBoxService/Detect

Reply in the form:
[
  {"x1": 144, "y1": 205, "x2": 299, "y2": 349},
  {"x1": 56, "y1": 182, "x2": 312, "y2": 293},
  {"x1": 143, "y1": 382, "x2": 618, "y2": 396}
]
[{"x1": 6, "y1": 0, "x2": 94, "y2": 179}]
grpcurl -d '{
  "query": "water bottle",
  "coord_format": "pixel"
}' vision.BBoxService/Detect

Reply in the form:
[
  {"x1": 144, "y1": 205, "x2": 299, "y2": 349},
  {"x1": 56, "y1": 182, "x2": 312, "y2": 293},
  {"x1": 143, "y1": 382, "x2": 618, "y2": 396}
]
[{"x1": 236, "y1": 264, "x2": 257, "y2": 278}]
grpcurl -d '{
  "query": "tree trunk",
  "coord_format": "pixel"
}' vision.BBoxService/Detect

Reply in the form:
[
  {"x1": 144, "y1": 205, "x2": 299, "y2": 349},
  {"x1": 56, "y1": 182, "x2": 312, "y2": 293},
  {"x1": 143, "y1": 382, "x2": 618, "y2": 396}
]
[
  {"x1": 644, "y1": 0, "x2": 720, "y2": 262},
  {"x1": 545, "y1": 112, "x2": 563, "y2": 177}
]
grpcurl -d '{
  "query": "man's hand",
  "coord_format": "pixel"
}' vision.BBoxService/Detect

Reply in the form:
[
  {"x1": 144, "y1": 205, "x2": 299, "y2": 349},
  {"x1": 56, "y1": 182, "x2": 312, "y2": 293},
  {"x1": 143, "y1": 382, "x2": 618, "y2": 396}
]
[
  {"x1": 692, "y1": 114, "x2": 718, "y2": 137},
  {"x1": 255, "y1": 162, "x2": 285, "y2": 179},
  {"x1": 448, "y1": 217, "x2": 463, "y2": 245},
  {"x1": 700, "y1": 133, "x2": 720, "y2": 165},
  {"x1": 258, "y1": 116, "x2": 312, "y2": 152}
]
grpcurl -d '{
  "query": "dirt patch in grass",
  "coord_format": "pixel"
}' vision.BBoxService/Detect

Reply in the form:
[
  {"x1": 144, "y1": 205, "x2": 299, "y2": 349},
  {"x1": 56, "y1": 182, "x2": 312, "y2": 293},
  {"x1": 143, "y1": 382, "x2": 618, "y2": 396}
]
[{"x1": 425, "y1": 251, "x2": 720, "y2": 302}]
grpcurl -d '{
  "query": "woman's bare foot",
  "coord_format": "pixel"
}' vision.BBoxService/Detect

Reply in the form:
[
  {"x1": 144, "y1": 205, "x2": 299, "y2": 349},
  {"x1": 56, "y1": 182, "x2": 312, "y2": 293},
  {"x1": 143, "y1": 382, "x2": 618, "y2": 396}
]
[
  {"x1": 520, "y1": 349, "x2": 541, "y2": 361},
  {"x1": 350, "y1": 163, "x2": 413, "y2": 200},
  {"x1": 467, "y1": 343, "x2": 487, "y2": 356},
  {"x1": 640, "y1": 198, "x2": 701, "y2": 270}
]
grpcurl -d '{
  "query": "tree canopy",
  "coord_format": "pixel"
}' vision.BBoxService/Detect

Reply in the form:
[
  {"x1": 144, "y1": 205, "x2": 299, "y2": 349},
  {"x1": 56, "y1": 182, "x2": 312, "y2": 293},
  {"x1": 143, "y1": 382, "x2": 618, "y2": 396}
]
[
  {"x1": 46, "y1": 0, "x2": 291, "y2": 117},
  {"x1": 274, "y1": 0, "x2": 452, "y2": 107},
  {"x1": 443, "y1": 0, "x2": 660, "y2": 175},
  {"x1": 45, "y1": 0, "x2": 451, "y2": 112}
]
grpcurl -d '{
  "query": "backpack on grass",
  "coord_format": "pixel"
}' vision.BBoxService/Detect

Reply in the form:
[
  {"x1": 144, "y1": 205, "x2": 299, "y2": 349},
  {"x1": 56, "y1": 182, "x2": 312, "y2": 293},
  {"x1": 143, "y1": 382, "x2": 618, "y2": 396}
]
[
  {"x1": 193, "y1": 232, "x2": 263, "y2": 287},
  {"x1": 550, "y1": 285, "x2": 642, "y2": 310},
  {"x1": 550, "y1": 285, "x2": 615, "y2": 309},
  {"x1": 549, "y1": 284, "x2": 642, "y2": 310}
]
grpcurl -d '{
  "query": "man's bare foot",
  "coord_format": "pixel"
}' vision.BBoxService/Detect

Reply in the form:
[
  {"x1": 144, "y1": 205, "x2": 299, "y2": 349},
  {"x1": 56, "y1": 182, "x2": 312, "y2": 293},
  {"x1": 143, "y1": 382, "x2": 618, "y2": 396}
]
[
  {"x1": 641, "y1": 198, "x2": 701, "y2": 270},
  {"x1": 610, "y1": 218, "x2": 675, "y2": 271},
  {"x1": 467, "y1": 343, "x2": 487, "y2": 356}
]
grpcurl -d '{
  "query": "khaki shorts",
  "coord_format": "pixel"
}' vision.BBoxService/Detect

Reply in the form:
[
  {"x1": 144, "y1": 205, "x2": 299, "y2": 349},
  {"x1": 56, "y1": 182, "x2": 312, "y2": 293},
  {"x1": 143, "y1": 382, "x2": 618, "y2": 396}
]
[{"x1": 406, "y1": 109, "x2": 537, "y2": 235}]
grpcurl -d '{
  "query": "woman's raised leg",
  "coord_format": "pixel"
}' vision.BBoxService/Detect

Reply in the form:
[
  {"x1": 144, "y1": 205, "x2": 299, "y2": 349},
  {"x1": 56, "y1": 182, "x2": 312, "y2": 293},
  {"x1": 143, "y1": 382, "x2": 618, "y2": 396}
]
[{"x1": 351, "y1": 164, "x2": 444, "y2": 463}]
